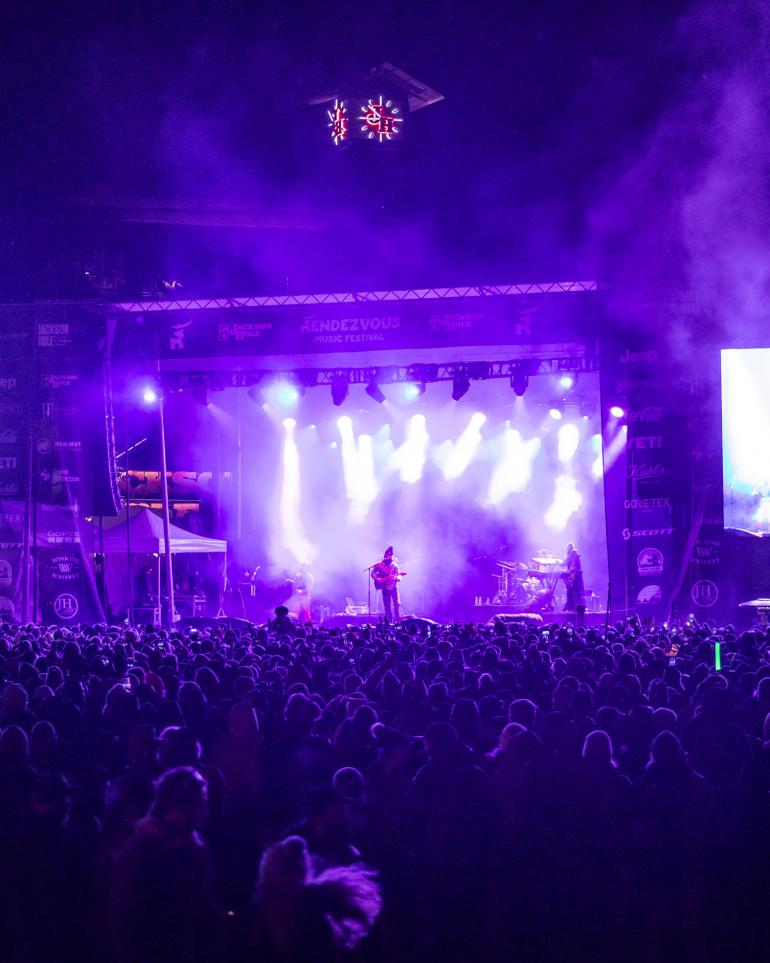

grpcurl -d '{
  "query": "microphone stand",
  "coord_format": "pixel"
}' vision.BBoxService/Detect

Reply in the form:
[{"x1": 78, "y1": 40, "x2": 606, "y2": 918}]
[{"x1": 363, "y1": 561, "x2": 380, "y2": 619}]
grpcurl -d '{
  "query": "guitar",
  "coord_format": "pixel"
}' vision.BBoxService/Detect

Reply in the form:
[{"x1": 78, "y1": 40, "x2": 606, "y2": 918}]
[{"x1": 371, "y1": 568, "x2": 408, "y2": 590}]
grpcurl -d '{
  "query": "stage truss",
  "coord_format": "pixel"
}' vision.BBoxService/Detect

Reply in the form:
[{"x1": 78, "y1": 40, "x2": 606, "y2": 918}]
[
  {"x1": 110, "y1": 280, "x2": 599, "y2": 314},
  {"x1": 161, "y1": 354, "x2": 601, "y2": 391}
]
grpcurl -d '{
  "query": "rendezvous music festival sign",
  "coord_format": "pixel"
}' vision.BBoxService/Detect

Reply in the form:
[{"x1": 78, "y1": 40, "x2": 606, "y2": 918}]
[{"x1": 117, "y1": 291, "x2": 604, "y2": 361}]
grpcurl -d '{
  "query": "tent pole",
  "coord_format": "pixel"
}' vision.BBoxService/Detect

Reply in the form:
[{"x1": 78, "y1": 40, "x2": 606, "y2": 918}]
[
  {"x1": 157, "y1": 379, "x2": 175, "y2": 628},
  {"x1": 236, "y1": 389, "x2": 243, "y2": 542},
  {"x1": 156, "y1": 553, "x2": 162, "y2": 626},
  {"x1": 123, "y1": 398, "x2": 134, "y2": 626}
]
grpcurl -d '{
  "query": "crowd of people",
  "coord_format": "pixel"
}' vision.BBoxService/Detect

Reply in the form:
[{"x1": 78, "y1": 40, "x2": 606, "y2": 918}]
[{"x1": 0, "y1": 612, "x2": 769, "y2": 961}]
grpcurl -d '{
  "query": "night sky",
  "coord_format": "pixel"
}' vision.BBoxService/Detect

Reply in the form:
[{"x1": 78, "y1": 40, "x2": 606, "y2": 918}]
[{"x1": 1, "y1": 0, "x2": 768, "y2": 313}]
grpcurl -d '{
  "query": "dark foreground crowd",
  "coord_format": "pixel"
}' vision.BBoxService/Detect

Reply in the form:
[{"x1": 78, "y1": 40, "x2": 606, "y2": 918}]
[{"x1": 1, "y1": 614, "x2": 769, "y2": 962}]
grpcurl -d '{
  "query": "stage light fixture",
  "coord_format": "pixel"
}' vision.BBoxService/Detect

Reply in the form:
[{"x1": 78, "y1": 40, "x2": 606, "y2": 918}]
[
  {"x1": 332, "y1": 381, "x2": 349, "y2": 406},
  {"x1": 511, "y1": 373, "x2": 528, "y2": 397},
  {"x1": 142, "y1": 385, "x2": 159, "y2": 405},
  {"x1": 366, "y1": 383, "x2": 386, "y2": 404},
  {"x1": 559, "y1": 373, "x2": 576, "y2": 390},
  {"x1": 452, "y1": 375, "x2": 470, "y2": 401},
  {"x1": 407, "y1": 363, "x2": 438, "y2": 383},
  {"x1": 610, "y1": 405, "x2": 625, "y2": 419},
  {"x1": 549, "y1": 408, "x2": 563, "y2": 421},
  {"x1": 404, "y1": 383, "x2": 425, "y2": 400},
  {"x1": 263, "y1": 380, "x2": 301, "y2": 407},
  {"x1": 296, "y1": 369, "x2": 319, "y2": 389}
]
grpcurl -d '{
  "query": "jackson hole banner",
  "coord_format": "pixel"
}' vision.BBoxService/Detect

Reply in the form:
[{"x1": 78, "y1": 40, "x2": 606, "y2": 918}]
[{"x1": 0, "y1": 304, "x2": 119, "y2": 622}]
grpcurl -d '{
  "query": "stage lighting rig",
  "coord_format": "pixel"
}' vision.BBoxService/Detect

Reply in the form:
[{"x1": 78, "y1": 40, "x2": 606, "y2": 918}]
[
  {"x1": 332, "y1": 381, "x2": 349, "y2": 406},
  {"x1": 366, "y1": 383, "x2": 386, "y2": 404},
  {"x1": 511, "y1": 372, "x2": 528, "y2": 397},
  {"x1": 452, "y1": 374, "x2": 470, "y2": 401},
  {"x1": 407, "y1": 363, "x2": 438, "y2": 384},
  {"x1": 191, "y1": 386, "x2": 209, "y2": 406}
]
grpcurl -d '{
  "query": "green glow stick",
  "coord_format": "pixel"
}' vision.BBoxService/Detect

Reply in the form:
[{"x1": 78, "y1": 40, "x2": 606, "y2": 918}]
[{"x1": 714, "y1": 641, "x2": 721, "y2": 672}]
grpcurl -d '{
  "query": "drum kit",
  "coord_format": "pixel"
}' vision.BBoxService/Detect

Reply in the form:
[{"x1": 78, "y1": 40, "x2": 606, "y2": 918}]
[{"x1": 494, "y1": 553, "x2": 567, "y2": 612}]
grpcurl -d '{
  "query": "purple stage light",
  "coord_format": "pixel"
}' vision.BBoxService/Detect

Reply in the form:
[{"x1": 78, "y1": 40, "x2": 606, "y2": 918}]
[
  {"x1": 142, "y1": 385, "x2": 159, "y2": 405},
  {"x1": 276, "y1": 383, "x2": 300, "y2": 406},
  {"x1": 610, "y1": 405, "x2": 625, "y2": 418},
  {"x1": 403, "y1": 382, "x2": 424, "y2": 400},
  {"x1": 549, "y1": 408, "x2": 562, "y2": 421},
  {"x1": 558, "y1": 374, "x2": 575, "y2": 390}
]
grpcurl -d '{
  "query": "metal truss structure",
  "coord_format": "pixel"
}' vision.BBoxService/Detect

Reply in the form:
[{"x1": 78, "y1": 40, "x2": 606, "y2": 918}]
[
  {"x1": 162, "y1": 354, "x2": 601, "y2": 392},
  {"x1": 111, "y1": 280, "x2": 599, "y2": 314}
]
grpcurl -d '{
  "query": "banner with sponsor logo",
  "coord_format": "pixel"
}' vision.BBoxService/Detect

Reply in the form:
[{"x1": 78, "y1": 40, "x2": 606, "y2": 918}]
[
  {"x1": 0, "y1": 321, "x2": 32, "y2": 501},
  {"x1": 31, "y1": 306, "x2": 121, "y2": 516},
  {"x1": 676, "y1": 367, "x2": 727, "y2": 619},
  {"x1": 114, "y1": 291, "x2": 605, "y2": 361},
  {"x1": 616, "y1": 346, "x2": 690, "y2": 618},
  {"x1": 35, "y1": 505, "x2": 104, "y2": 624},
  {"x1": 118, "y1": 470, "x2": 228, "y2": 501},
  {"x1": 0, "y1": 502, "x2": 25, "y2": 622},
  {"x1": 0, "y1": 304, "x2": 119, "y2": 621}
]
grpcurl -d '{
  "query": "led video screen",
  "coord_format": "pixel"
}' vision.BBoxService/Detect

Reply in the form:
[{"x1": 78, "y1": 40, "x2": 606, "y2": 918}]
[{"x1": 722, "y1": 348, "x2": 770, "y2": 534}]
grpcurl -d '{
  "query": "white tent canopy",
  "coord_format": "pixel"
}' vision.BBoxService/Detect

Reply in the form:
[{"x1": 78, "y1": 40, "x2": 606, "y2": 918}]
[
  {"x1": 87, "y1": 508, "x2": 226, "y2": 617},
  {"x1": 92, "y1": 507, "x2": 227, "y2": 555}
]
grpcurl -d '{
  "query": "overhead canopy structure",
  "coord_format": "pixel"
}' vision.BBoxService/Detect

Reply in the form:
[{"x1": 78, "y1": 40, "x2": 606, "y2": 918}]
[
  {"x1": 86, "y1": 508, "x2": 226, "y2": 618},
  {"x1": 92, "y1": 507, "x2": 227, "y2": 555}
]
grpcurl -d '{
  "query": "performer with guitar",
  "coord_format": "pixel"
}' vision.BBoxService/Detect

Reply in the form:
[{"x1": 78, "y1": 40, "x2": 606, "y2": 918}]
[{"x1": 371, "y1": 546, "x2": 406, "y2": 623}]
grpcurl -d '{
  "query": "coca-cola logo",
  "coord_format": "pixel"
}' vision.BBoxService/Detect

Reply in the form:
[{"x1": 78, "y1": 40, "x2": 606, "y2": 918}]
[
  {"x1": 627, "y1": 463, "x2": 665, "y2": 480},
  {"x1": 627, "y1": 407, "x2": 663, "y2": 423}
]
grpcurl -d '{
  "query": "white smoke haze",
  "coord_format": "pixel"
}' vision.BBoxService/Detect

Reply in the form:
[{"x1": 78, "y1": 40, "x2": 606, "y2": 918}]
[
  {"x1": 583, "y1": 0, "x2": 770, "y2": 357},
  {"x1": 169, "y1": 372, "x2": 608, "y2": 614}
]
